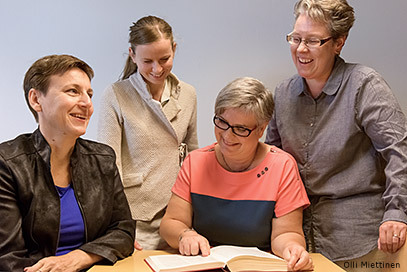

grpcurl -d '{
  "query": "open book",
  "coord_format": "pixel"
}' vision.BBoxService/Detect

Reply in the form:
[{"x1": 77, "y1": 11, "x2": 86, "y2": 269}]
[{"x1": 145, "y1": 245, "x2": 288, "y2": 272}]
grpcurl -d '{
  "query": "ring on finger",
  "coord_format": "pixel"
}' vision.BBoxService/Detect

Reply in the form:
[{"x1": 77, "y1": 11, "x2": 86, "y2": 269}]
[{"x1": 393, "y1": 233, "x2": 400, "y2": 238}]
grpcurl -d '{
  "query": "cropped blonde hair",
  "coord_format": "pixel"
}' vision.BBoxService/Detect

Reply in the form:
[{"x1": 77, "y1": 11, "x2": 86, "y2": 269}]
[
  {"x1": 214, "y1": 77, "x2": 274, "y2": 126},
  {"x1": 294, "y1": 0, "x2": 355, "y2": 38}
]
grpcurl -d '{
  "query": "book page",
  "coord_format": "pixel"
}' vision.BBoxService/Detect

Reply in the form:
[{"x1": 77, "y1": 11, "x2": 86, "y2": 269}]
[
  {"x1": 146, "y1": 254, "x2": 224, "y2": 271},
  {"x1": 210, "y1": 245, "x2": 283, "y2": 263}
]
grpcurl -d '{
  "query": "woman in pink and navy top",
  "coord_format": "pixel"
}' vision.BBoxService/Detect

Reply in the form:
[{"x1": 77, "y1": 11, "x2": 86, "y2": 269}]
[{"x1": 160, "y1": 77, "x2": 312, "y2": 271}]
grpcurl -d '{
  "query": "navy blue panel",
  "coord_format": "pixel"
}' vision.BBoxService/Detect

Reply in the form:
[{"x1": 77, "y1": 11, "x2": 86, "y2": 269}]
[{"x1": 191, "y1": 193, "x2": 276, "y2": 250}]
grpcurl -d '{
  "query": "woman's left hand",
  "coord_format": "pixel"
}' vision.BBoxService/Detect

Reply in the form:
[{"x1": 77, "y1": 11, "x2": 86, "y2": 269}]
[
  {"x1": 378, "y1": 221, "x2": 407, "y2": 253},
  {"x1": 282, "y1": 245, "x2": 313, "y2": 271},
  {"x1": 134, "y1": 240, "x2": 143, "y2": 251},
  {"x1": 23, "y1": 249, "x2": 101, "y2": 272}
]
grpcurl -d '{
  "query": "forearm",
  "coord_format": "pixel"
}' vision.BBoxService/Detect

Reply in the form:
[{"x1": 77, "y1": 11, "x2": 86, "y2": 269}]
[
  {"x1": 70, "y1": 250, "x2": 104, "y2": 270},
  {"x1": 160, "y1": 217, "x2": 192, "y2": 249},
  {"x1": 271, "y1": 232, "x2": 306, "y2": 257}
]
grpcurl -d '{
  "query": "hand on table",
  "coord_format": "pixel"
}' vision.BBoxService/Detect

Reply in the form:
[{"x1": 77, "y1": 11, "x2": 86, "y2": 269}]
[
  {"x1": 134, "y1": 240, "x2": 143, "y2": 251},
  {"x1": 282, "y1": 244, "x2": 314, "y2": 271},
  {"x1": 178, "y1": 229, "x2": 210, "y2": 256},
  {"x1": 378, "y1": 221, "x2": 407, "y2": 253},
  {"x1": 23, "y1": 249, "x2": 100, "y2": 272}
]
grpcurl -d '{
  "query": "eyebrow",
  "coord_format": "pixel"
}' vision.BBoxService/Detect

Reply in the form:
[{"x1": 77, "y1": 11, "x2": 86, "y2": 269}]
[
  {"x1": 219, "y1": 116, "x2": 251, "y2": 128},
  {"x1": 64, "y1": 83, "x2": 93, "y2": 93}
]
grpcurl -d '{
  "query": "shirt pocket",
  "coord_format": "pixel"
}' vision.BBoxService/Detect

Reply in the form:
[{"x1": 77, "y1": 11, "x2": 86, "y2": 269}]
[{"x1": 122, "y1": 173, "x2": 144, "y2": 188}]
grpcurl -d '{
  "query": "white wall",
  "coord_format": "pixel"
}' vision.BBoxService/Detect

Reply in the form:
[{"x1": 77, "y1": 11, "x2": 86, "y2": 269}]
[{"x1": 1, "y1": 0, "x2": 406, "y2": 147}]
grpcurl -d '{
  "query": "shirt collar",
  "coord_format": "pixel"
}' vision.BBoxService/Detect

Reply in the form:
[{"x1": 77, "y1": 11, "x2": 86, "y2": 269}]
[
  {"x1": 130, "y1": 70, "x2": 181, "y2": 101},
  {"x1": 32, "y1": 128, "x2": 80, "y2": 170},
  {"x1": 322, "y1": 56, "x2": 346, "y2": 96},
  {"x1": 296, "y1": 56, "x2": 346, "y2": 97}
]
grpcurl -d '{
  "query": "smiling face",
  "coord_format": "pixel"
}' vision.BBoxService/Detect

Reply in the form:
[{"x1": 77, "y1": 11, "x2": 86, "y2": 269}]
[
  {"x1": 30, "y1": 68, "x2": 93, "y2": 141},
  {"x1": 215, "y1": 107, "x2": 266, "y2": 160},
  {"x1": 290, "y1": 14, "x2": 345, "y2": 84},
  {"x1": 130, "y1": 38, "x2": 175, "y2": 88}
]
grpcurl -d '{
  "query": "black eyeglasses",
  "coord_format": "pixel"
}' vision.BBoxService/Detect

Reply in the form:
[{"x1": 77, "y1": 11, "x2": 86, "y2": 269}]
[
  {"x1": 213, "y1": 116, "x2": 256, "y2": 137},
  {"x1": 286, "y1": 32, "x2": 332, "y2": 48}
]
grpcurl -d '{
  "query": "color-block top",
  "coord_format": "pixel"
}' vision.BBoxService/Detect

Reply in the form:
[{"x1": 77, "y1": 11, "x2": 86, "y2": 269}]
[{"x1": 172, "y1": 143, "x2": 309, "y2": 250}]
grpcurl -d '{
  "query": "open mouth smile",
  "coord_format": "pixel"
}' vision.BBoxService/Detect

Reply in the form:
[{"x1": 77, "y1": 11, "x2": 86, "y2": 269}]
[
  {"x1": 299, "y1": 57, "x2": 313, "y2": 64},
  {"x1": 71, "y1": 113, "x2": 87, "y2": 120}
]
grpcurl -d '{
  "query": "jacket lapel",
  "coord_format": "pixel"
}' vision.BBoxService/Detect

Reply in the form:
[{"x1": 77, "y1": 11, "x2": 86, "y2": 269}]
[{"x1": 162, "y1": 97, "x2": 181, "y2": 122}]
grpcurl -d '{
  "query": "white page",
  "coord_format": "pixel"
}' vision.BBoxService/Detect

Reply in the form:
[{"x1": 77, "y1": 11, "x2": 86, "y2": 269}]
[
  {"x1": 210, "y1": 245, "x2": 283, "y2": 263},
  {"x1": 147, "y1": 254, "x2": 223, "y2": 270}
]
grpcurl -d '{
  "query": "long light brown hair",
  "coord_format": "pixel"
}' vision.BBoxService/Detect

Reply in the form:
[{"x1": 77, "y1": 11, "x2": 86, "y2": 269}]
[{"x1": 121, "y1": 16, "x2": 174, "y2": 80}]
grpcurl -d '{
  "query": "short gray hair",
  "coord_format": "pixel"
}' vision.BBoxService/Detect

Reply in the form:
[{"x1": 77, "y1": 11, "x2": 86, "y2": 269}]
[
  {"x1": 294, "y1": 0, "x2": 355, "y2": 39},
  {"x1": 214, "y1": 77, "x2": 274, "y2": 126}
]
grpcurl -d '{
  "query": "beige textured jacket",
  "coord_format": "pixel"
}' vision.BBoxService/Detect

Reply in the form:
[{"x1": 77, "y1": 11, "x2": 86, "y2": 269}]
[{"x1": 97, "y1": 71, "x2": 198, "y2": 221}]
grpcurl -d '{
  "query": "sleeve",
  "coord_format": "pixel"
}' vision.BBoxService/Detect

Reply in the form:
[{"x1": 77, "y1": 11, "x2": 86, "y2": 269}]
[
  {"x1": 171, "y1": 154, "x2": 193, "y2": 203},
  {"x1": 79, "y1": 159, "x2": 135, "y2": 264},
  {"x1": 265, "y1": 88, "x2": 282, "y2": 147},
  {"x1": 184, "y1": 88, "x2": 199, "y2": 152},
  {"x1": 0, "y1": 155, "x2": 36, "y2": 270},
  {"x1": 97, "y1": 84, "x2": 124, "y2": 178},
  {"x1": 274, "y1": 153, "x2": 310, "y2": 218},
  {"x1": 355, "y1": 71, "x2": 407, "y2": 224}
]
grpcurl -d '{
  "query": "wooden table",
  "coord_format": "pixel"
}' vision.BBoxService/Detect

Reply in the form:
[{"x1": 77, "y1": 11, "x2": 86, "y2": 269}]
[{"x1": 88, "y1": 250, "x2": 345, "y2": 271}]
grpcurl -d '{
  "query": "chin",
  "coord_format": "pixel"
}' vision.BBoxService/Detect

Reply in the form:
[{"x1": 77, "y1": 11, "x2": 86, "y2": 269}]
[{"x1": 72, "y1": 127, "x2": 88, "y2": 137}]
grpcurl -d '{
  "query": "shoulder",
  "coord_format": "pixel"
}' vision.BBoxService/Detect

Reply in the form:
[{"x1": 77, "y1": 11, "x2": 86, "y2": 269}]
[
  {"x1": 103, "y1": 79, "x2": 133, "y2": 96},
  {"x1": 185, "y1": 144, "x2": 215, "y2": 161},
  {"x1": 348, "y1": 62, "x2": 379, "y2": 76},
  {"x1": 75, "y1": 138, "x2": 116, "y2": 158},
  {"x1": 178, "y1": 79, "x2": 196, "y2": 93},
  {"x1": 100, "y1": 79, "x2": 142, "y2": 110},
  {"x1": 265, "y1": 144, "x2": 298, "y2": 167},
  {"x1": 0, "y1": 133, "x2": 35, "y2": 161},
  {"x1": 169, "y1": 73, "x2": 196, "y2": 97},
  {"x1": 190, "y1": 143, "x2": 215, "y2": 154},
  {"x1": 342, "y1": 60, "x2": 385, "y2": 86},
  {"x1": 275, "y1": 74, "x2": 302, "y2": 94}
]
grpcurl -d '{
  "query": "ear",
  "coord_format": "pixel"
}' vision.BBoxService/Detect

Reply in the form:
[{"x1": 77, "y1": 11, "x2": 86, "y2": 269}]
[
  {"x1": 257, "y1": 123, "x2": 268, "y2": 139},
  {"x1": 129, "y1": 47, "x2": 136, "y2": 63},
  {"x1": 334, "y1": 36, "x2": 347, "y2": 55},
  {"x1": 28, "y1": 88, "x2": 43, "y2": 113},
  {"x1": 172, "y1": 42, "x2": 177, "y2": 53}
]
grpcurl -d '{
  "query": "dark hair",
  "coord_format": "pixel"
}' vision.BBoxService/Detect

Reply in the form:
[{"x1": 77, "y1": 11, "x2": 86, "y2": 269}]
[
  {"x1": 23, "y1": 54, "x2": 94, "y2": 122},
  {"x1": 121, "y1": 16, "x2": 174, "y2": 80}
]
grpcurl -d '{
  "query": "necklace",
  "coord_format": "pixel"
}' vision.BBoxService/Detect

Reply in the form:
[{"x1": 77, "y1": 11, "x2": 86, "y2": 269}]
[{"x1": 220, "y1": 144, "x2": 259, "y2": 172}]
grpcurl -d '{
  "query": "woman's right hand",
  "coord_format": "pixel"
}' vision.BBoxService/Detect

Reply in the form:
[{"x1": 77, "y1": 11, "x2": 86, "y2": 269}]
[
  {"x1": 23, "y1": 250, "x2": 102, "y2": 272},
  {"x1": 178, "y1": 229, "x2": 210, "y2": 256}
]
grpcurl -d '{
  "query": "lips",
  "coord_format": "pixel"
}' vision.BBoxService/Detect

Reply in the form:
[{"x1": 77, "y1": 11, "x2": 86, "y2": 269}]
[
  {"x1": 150, "y1": 72, "x2": 164, "y2": 78},
  {"x1": 222, "y1": 138, "x2": 238, "y2": 147},
  {"x1": 70, "y1": 113, "x2": 87, "y2": 120},
  {"x1": 299, "y1": 57, "x2": 313, "y2": 64}
]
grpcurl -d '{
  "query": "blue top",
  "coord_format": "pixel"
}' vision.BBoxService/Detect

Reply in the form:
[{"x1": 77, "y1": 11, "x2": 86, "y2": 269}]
[{"x1": 55, "y1": 184, "x2": 85, "y2": 256}]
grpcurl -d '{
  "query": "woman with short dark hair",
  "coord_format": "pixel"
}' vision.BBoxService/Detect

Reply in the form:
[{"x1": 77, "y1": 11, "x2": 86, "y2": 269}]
[{"x1": 0, "y1": 54, "x2": 135, "y2": 272}]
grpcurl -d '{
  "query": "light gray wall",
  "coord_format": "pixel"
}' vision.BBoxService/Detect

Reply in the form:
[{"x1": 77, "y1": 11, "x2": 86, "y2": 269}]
[{"x1": 1, "y1": 0, "x2": 406, "y2": 147}]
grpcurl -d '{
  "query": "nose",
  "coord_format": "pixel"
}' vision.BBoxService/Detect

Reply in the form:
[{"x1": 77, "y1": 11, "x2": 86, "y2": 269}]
[
  {"x1": 79, "y1": 92, "x2": 92, "y2": 108},
  {"x1": 152, "y1": 62, "x2": 163, "y2": 73},
  {"x1": 222, "y1": 126, "x2": 236, "y2": 139},
  {"x1": 297, "y1": 40, "x2": 309, "y2": 52}
]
